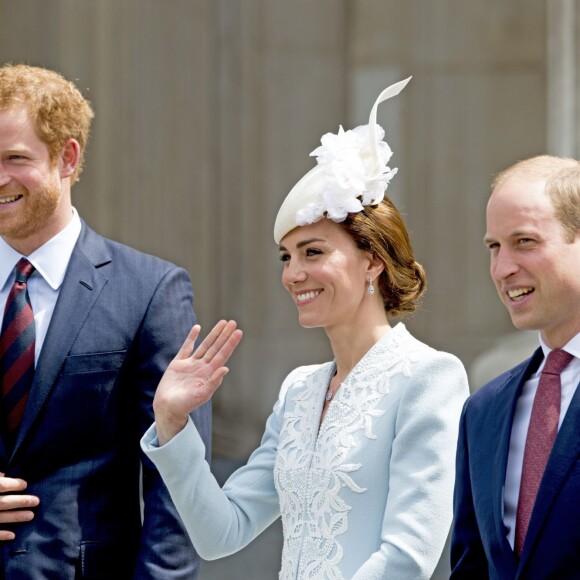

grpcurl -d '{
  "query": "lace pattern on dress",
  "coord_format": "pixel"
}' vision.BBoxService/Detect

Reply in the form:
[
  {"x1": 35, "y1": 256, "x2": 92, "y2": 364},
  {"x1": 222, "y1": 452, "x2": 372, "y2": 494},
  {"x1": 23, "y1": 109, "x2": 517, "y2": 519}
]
[{"x1": 273, "y1": 324, "x2": 425, "y2": 579}]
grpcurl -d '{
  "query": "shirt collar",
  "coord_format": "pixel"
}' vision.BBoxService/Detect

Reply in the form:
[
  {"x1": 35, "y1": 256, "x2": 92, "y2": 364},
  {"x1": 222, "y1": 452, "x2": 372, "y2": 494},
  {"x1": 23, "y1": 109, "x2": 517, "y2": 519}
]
[
  {"x1": 539, "y1": 331, "x2": 580, "y2": 360},
  {"x1": 0, "y1": 240, "x2": 21, "y2": 292},
  {"x1": 0, "y1": 207, "x2": 82, "y2": 291}
]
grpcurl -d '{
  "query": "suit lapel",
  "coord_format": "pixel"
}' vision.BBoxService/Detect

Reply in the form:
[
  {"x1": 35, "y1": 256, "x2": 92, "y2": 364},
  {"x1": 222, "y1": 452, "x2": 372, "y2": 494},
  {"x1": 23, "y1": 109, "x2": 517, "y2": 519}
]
[
  {"x1": 490, "y1": 350, "x2": 543, "y2": 568},
  {"x1": 11, "y1": 223, "x2": 111, "y2": 455},
  {"x1": 518, "y1": 376, "x2": 580, "y2": 568}
]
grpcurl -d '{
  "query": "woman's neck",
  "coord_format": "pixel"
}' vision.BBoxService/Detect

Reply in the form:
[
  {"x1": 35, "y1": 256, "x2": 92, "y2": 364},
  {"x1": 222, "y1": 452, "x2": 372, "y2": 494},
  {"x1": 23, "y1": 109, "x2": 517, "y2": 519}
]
[{"x1": 326, "y1": 316, "x2": 392, "y2": 380}]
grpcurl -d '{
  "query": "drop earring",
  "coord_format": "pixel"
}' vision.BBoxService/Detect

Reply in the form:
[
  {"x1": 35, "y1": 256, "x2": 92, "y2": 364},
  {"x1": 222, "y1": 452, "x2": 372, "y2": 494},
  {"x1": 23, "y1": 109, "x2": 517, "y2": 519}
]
[{"x1": 367, "y1": 276, "x2": 375, "y2": 295}]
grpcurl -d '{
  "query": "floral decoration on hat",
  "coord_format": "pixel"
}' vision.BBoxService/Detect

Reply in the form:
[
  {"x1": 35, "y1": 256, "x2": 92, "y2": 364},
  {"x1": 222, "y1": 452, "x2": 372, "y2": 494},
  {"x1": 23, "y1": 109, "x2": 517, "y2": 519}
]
[
  {"x1": 274, "y1": 76, "x2": 411, "y2": 243},
  {"x1": 296, "y1": 124, "x2": 398, "y2": 226}
]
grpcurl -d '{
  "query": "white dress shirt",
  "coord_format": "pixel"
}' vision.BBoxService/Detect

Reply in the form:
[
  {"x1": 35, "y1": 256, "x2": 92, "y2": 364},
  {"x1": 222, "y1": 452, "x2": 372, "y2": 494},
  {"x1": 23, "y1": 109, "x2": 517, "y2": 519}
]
[
  {"x1": 0, "y1": 208, "x2": 82, "y2": 364},
  {"x1": 503, "y1": 332, "x2": 580, "y2": 548}
]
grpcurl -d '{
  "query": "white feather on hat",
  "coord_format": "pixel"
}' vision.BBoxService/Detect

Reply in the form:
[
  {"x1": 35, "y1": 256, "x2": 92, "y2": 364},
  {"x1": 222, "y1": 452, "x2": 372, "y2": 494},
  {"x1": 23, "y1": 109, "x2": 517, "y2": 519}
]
[{"x1": 274, "y1": 77, "x2": 412, "y2": 243}]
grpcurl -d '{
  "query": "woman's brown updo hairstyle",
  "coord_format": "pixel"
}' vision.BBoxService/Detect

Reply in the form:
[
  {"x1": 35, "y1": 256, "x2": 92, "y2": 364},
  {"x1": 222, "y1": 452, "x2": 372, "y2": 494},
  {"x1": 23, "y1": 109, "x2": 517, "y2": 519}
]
[{"x1": 338, "y1": 197, "x2": 426, "y2": 318}]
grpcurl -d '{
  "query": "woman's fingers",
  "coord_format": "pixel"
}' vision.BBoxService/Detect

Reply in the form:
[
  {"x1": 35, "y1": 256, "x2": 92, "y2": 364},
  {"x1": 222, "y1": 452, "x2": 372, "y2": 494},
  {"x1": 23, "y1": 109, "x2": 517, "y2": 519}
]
[
  {"x1": 208, "y1": 367, "x2": 230, "y2": 389},
  {"x1": 192, "y1": 320, "x2": 228, "y2": 360},
  {"x1": 175, "y1": 324, "x2": 202, "y2": 360},
  {"x1": 200, "y1": 322, "x2": 241, "y2": 364},
  {"x1": 153, "y1": 321, "x2": 243, "y2": 445},
  {"x1": 193, "y1": 320, "x2": 239, "y2": 363},
  {"x1": 175, "y1": 320, "x2": 240, "y2": 363},
  {"x1": 212, "y1": 329, "x2": 243, "y2": 368},
  {"x1": 171, "y1": 321, "x2": 243, "y2": 386}
]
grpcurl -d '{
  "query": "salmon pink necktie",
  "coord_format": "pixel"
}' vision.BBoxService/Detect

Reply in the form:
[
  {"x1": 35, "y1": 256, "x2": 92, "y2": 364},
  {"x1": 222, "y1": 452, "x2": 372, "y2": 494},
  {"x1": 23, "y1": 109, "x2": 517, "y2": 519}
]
[
  {"x1": 514, "y1": 348, "x2": 574, "y2": 556},
  {"x1": 0, "y1": 258, "x2": 36, "y2": 447}
]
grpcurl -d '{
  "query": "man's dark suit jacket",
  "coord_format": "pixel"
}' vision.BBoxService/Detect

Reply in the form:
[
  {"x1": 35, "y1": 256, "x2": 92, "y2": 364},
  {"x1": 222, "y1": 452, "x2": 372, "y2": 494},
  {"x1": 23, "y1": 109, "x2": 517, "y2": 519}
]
[
  {"x1": 0, "y1": 221, "x2": 211, "y2": 578},
  {"x1": 451, "y1": 347, "x2": 580, "y2": 579}
]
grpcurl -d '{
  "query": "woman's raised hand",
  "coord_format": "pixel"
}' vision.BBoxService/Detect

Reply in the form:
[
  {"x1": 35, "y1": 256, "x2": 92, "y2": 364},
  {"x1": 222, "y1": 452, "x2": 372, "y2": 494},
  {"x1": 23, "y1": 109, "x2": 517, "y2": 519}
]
[{"x1": 153, "y1": 320, "x2": 243, "y2": 445}]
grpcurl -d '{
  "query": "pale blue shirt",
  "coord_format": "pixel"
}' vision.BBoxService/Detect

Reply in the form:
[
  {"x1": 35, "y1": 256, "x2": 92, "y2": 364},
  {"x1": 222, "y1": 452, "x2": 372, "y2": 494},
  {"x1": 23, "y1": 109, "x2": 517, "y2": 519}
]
[
  {"x1": 0, "y1": 208, "x2": 82, "y2": 364},
  {"x1": 503, "y1": 332, "x2": 580, "y2": 548}
]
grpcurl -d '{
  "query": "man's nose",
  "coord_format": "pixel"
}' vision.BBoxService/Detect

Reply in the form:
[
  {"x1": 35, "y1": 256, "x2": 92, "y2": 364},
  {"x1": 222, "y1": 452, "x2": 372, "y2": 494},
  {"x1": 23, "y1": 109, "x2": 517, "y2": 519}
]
[
  {"x1": 491, "y1": 249, "x2": 519, "y2": 281},
  {"x1": 0, "y1": 163, "x2": 11, "y2": 187}
]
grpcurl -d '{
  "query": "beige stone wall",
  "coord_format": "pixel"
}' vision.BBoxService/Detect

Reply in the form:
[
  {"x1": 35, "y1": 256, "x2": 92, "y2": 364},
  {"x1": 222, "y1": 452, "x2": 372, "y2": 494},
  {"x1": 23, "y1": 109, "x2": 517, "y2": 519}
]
[
  {"x1": 0, "y1": 0, "x2": 554, "y2": 458},
  {"x1": 348, "y1": 0, "x2": 547, "y2": 375}
]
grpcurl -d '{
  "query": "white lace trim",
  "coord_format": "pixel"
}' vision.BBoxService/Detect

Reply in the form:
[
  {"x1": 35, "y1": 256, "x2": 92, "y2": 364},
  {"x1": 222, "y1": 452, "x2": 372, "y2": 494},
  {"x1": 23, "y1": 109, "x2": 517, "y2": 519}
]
[{"x1": 273, "y1": 324, "x2": 427, "y2": 579}]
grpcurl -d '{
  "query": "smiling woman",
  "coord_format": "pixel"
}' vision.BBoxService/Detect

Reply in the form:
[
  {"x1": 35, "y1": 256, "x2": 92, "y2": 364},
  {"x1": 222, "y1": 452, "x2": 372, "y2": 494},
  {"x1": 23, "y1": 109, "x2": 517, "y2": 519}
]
[{"x1": 142, "y1": 78, "x2": 470, "y2": 580}]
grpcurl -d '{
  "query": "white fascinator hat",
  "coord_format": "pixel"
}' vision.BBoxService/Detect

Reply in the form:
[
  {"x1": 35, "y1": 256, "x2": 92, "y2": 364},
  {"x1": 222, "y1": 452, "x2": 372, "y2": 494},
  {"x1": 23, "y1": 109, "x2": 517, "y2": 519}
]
[{"x1": 274, "y1": 77, "x2": 412, "y2": 244}]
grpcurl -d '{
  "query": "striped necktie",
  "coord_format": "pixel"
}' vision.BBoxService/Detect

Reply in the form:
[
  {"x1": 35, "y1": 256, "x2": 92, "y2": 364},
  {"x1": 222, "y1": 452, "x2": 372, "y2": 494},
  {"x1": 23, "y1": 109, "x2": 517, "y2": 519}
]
[{"x1": 0, "y1": 258, "x2": 36, "y2": 446}]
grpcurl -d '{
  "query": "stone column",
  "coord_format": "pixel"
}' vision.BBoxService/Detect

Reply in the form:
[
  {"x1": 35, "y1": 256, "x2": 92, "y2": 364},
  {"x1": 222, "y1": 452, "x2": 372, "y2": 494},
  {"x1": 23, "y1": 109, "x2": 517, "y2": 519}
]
[{"x1": 547, "y1": 0, "x2": 580, "y2": 156}]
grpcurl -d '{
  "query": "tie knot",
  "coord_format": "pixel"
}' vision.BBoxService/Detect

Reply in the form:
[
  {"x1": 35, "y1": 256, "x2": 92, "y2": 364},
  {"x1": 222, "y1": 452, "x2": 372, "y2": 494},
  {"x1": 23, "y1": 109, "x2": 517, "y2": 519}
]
[
  {"x1": 542, "y1": 349, "x2": 574, "y2": 376},
  {"x1": 15, "y1": 258, "x2": 35, "y2": 283}
]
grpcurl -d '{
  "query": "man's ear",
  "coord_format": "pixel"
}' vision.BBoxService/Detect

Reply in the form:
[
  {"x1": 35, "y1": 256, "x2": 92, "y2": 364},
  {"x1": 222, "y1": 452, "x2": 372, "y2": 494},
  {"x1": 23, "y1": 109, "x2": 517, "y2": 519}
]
[{"x1": 58, "y1": 138, "x2": 81, "y2": 178}]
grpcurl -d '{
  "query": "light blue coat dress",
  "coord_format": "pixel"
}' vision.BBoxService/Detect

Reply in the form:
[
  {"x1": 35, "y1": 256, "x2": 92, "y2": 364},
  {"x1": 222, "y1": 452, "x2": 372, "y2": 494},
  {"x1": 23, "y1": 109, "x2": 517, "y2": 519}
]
[{"x1": 141, "y1": 323, "x2": 469, "y2": 579}]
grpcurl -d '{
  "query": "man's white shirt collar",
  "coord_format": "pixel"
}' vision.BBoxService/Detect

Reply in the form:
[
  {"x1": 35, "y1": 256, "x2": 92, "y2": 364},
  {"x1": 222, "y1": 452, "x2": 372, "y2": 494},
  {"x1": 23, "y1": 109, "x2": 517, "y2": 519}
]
[
  {"x1": 539, "y1": 332, "x2": 580, "y2": 364},
  {"x1": 0, "y1": 208, "x2": 82, "y2": 290}
]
